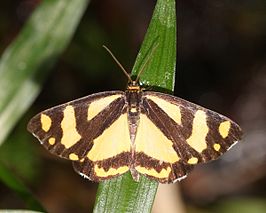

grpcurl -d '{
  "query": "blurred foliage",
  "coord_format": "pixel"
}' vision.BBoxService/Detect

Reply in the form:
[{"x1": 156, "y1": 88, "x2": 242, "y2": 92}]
[
  {"x1": 0, "y1": 163, "x2": 44, "y2": 211},
  {"x1": 0, "y1": 0, "x2": 89, "y2": 211},
  {"x1": 0, "y1": 119, "x2": 40, "y2": 183},
  {"x1": 0, "y1": 0, "x2": 89, "y2": 146},
  {"x1": 216, "y1": 198, "x2": 266, "y2": 213},
  {"x1": 188, "y1": 198, "x2": 266, "y2": 213},
  {"x1": 0, "y1": 0, "x2": 266, "y2": 213}
]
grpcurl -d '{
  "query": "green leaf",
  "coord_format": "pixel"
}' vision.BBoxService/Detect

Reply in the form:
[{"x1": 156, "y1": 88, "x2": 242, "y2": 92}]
[
  {"x1": 94, "y1": 0, "x2": 176, "y2": 212},
  {"x1": 0, "y1": 0, "x2": 90, "y2": 146},
  {"x1": 132, "y1": 0, "x2": 176, "y2": 90}
]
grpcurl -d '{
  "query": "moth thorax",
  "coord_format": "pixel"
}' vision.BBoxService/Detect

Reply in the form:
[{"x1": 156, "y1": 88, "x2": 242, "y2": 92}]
[{"x1": 125, "y1": 90, "x2": 142, "y2": 115}]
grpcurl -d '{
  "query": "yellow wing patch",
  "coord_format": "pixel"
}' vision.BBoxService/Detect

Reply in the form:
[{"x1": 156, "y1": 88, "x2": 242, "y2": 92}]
[
  {"x1": 48, "y1": 137, "x2": 56, "y2": 145},
  {"x1": 136, "y1": 166, "x2": 171, "y2": 179},
  {"x1": 219, "y1": 121, "x2": 231, "y2": 138},
  {"x1": 94, "y1": 165, "x2": 129, "y2": 177},
  {"x1": 187, "y1": 157, "x2": 198, "y2": 164},
  {"x1": 87, "y1": 114, "x2": 131, "y2": 161},
  {"x1": 186, "y1": 110, "x2": 208, "y2": 153},
  {"x1": 213, "y1": 143, "x2": 221, "y2": 151},
  {"x1": 40, "y1": 114, "x2": 52, "y2": 132},
  {"x1": 61, "y1": 105, "x2": 81, "y2": 149},
  {"x1": 146, "y1": 95, "x2": 182, "y2": 125},
  {"x1": 87, "y1": 94, "x2": 122, "y2": 121},
  {"x1": 69, "y1": 153, "x2": 79, "y2": 161},
  {"x1": 135, "y1": 114, "x2": 180, "y2": 163}
]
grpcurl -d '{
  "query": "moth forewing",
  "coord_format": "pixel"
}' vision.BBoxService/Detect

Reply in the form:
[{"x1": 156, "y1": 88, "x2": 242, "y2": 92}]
[{"x1": 142, "y1": 91, "x2": 242, "y2": 162}]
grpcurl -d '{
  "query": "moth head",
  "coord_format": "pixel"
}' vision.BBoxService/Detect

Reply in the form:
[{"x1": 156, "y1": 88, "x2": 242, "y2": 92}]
[{"x1": 127, "y1": 81, "x2": 141, "y2": 91}]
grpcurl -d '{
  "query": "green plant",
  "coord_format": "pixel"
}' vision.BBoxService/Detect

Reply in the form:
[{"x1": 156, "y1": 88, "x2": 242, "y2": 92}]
[{"x1": 94, "y1": 0, "x2": 176, "y2": 212}]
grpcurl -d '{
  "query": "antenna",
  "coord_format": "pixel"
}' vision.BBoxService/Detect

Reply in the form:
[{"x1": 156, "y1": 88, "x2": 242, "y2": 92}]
[
  {"x1": 102, "y1": 45, "x2": 133, "y2": 83},
  {"x1": 135, "y1": 42, "x2": 159, "y2": 83}
]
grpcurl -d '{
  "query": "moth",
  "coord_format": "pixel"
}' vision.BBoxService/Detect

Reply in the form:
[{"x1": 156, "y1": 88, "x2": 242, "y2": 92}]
[{"x1": 27, "y1": 46, "x2": 242, "y2": 183}]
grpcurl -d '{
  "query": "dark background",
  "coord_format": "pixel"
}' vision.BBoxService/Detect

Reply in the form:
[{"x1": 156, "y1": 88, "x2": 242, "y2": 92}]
[{"x1": 0, "y1": 0, "x2": 266, "y2": 212}]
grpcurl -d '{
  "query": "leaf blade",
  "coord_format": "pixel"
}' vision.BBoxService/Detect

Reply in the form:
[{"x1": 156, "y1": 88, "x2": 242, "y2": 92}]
[
  {"x1": 0, "y1": 0, "x2": 90, "y2": 146},
  {"x1": 94, "y1": 0, "x2": 176, "y2": 212}
]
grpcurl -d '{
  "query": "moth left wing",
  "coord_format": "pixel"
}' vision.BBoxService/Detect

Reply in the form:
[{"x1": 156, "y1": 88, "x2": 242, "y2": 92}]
[
  {"x1": 134, "y1": 91, "x2": 242, "y2": 183},
  {"x1": 27, "y1": 91, "x2": 132, "y2": 181}
]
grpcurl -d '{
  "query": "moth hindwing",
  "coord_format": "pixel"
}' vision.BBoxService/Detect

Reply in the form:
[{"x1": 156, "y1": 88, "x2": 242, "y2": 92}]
[{"x1": 28, "y1": 84, "x2": 242, "y2": 183}]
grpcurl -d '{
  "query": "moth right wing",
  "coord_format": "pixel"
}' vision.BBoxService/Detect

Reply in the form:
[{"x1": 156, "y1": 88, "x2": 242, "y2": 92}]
[{"x1": 134, "y1": 91, "x2": 242, "y2": 183}]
